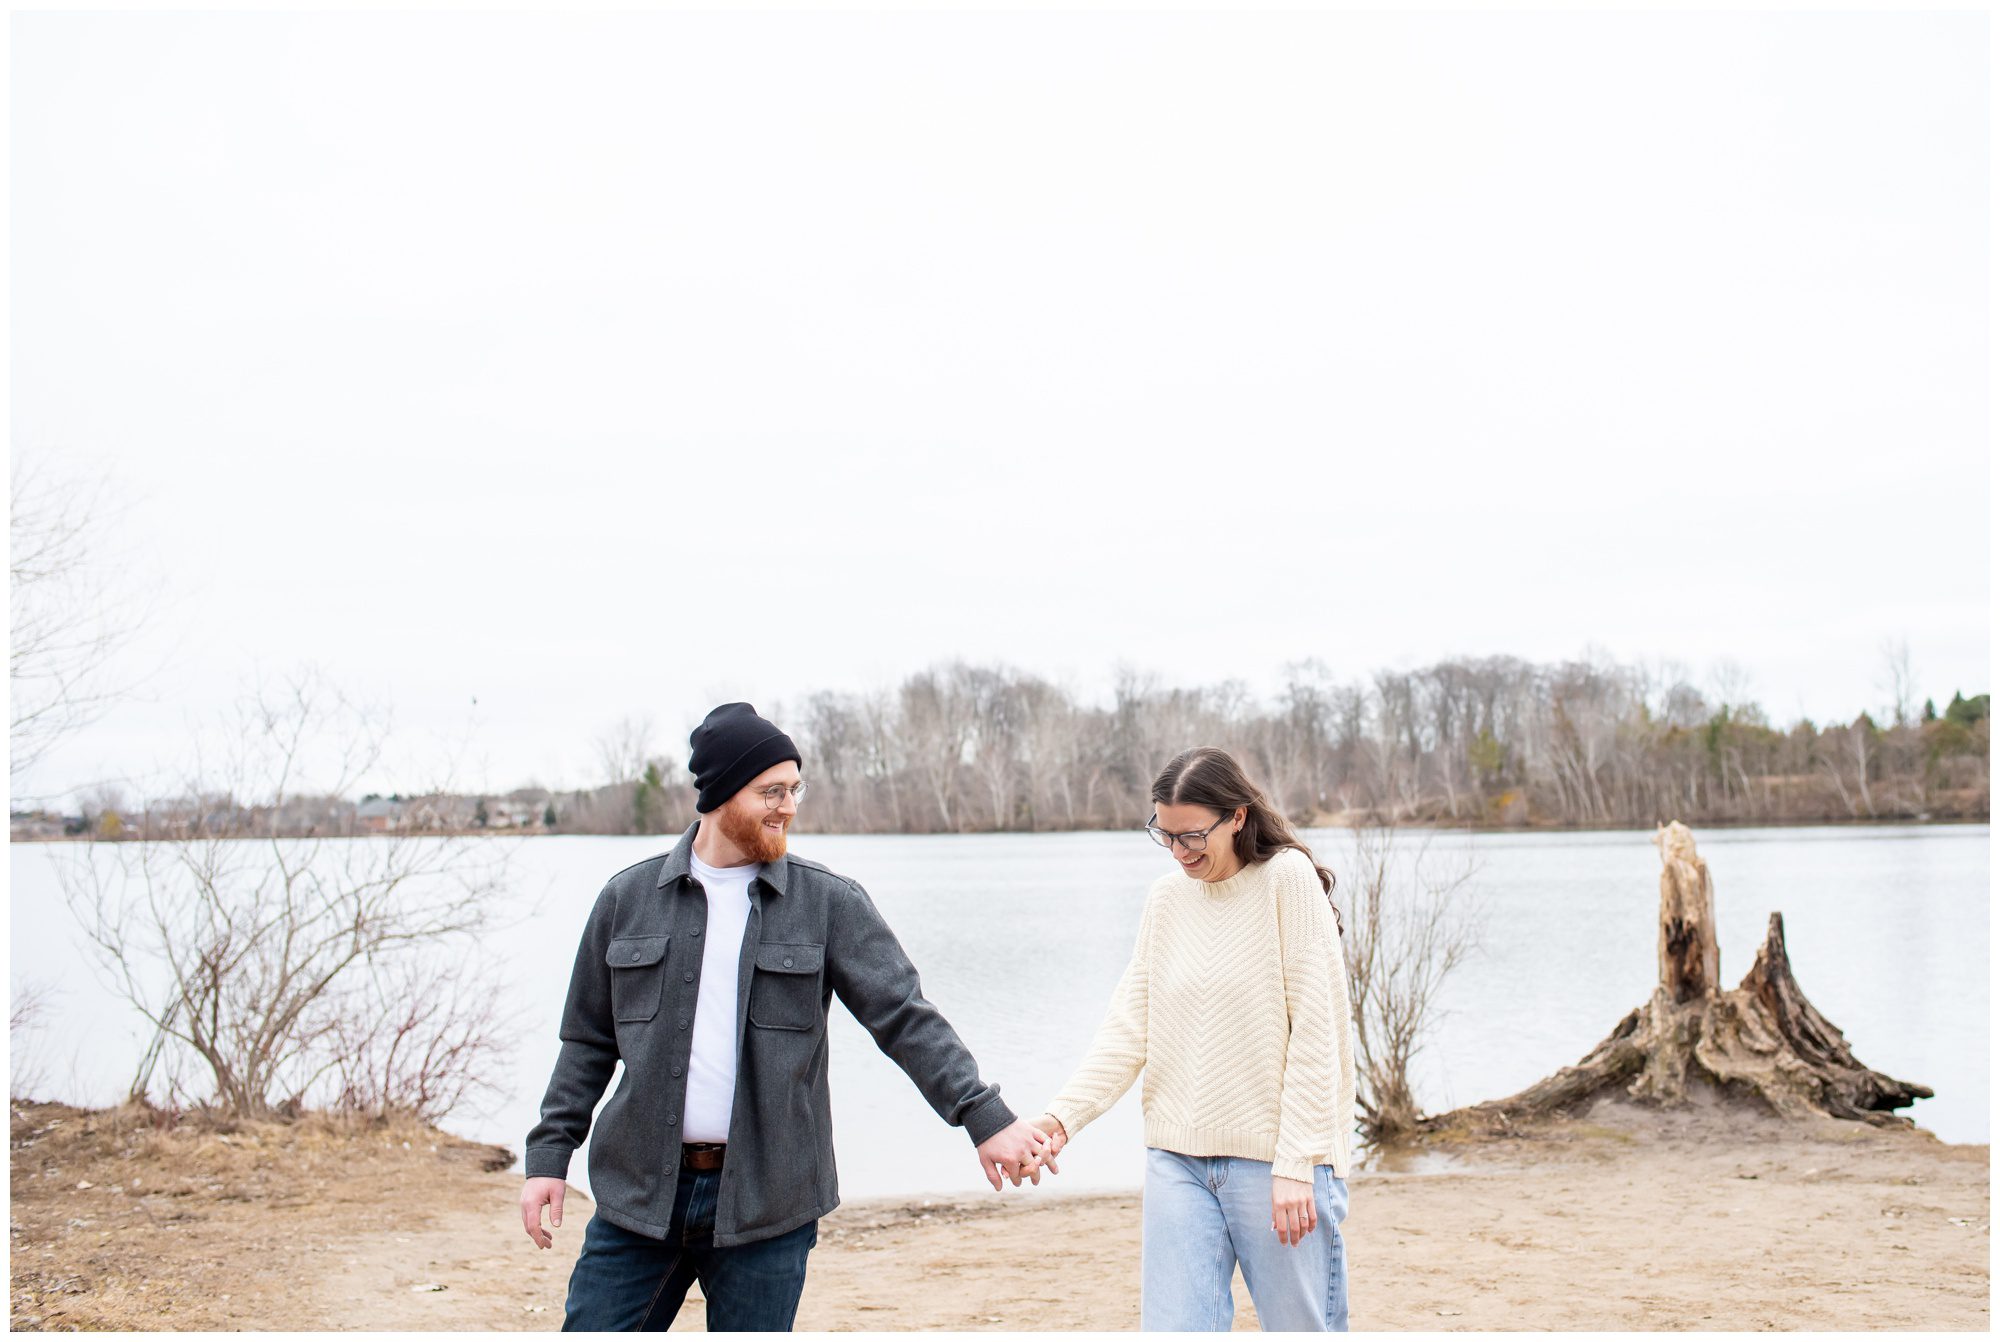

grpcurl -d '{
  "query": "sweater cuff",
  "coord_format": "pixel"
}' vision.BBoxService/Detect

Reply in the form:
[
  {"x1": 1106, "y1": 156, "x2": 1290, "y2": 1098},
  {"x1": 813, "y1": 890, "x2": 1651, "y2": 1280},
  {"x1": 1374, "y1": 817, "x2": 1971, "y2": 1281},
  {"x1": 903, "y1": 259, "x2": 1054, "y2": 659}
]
[
  {"x1": 524, "y1": 1146, "x2": 573, "y2": 1180},
  {"x1": 962, "y1": 1093, "x2": 1018, "y2": 1147},
  {"x1": 1271, "y1": 1156, "x2": 1316, "y2": 1183},
  {"x1": 1043, "y1": 1100, "x2": 1094, "y2": 1143}
]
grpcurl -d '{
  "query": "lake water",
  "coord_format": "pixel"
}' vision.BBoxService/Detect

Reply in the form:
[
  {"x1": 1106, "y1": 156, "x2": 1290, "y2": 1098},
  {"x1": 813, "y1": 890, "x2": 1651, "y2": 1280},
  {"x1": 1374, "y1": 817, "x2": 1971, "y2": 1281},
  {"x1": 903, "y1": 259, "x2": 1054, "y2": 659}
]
[{"x1": 8, "y1": 824, "x2": 1988, "y2": 1203}]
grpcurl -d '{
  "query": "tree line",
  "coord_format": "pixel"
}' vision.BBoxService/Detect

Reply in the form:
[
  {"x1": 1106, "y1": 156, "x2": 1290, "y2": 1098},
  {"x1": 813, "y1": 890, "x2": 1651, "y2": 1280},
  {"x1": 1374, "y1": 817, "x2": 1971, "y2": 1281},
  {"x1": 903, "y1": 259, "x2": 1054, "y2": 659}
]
[
  {"x1": 555, "y1": 654, "x2": 1989, "y2": 837},
  {"x1": 37, "y1": 653, "x2": 1988, "y2": 842}
]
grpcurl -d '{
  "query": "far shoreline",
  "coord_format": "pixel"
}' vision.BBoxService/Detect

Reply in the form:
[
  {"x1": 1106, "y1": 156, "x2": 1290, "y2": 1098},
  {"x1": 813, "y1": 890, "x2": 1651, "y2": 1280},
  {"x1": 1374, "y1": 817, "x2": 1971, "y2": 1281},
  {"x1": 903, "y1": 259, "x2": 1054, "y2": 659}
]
[{"x1": 9, "y1": 814, "x2": 1990, "y2": 845}]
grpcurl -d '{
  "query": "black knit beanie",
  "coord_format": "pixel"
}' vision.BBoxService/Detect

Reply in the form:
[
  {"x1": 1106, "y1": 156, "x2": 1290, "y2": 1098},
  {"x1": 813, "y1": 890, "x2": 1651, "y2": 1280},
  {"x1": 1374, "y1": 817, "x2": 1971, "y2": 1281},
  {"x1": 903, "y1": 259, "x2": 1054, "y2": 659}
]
[{"x1": 688, "y1": 703, "x2": 802, "y2": 814}]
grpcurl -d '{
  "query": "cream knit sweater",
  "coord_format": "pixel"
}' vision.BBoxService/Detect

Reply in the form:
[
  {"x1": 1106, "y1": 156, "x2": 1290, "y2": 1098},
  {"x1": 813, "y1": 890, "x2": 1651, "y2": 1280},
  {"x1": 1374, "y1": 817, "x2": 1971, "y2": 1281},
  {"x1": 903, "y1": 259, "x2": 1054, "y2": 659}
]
[{"x1": 1044, "y1": 847, "x2": 1357, "y2": 1181}]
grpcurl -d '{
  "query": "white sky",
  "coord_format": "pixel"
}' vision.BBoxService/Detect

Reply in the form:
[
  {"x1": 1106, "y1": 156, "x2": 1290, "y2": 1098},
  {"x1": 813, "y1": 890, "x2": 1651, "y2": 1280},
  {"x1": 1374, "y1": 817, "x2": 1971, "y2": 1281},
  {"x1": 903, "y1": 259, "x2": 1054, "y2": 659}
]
[{"x1": 10, "y1": 8, "x2": 1991, "y2": 804}]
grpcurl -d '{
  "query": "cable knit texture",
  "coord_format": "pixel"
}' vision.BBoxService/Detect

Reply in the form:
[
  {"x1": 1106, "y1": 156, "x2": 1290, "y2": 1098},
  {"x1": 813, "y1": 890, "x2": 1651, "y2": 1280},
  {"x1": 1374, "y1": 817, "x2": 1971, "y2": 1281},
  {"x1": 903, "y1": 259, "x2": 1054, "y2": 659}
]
[{"x1": 1044, "y1": 848, "x2": 1357, "y2": 1181}]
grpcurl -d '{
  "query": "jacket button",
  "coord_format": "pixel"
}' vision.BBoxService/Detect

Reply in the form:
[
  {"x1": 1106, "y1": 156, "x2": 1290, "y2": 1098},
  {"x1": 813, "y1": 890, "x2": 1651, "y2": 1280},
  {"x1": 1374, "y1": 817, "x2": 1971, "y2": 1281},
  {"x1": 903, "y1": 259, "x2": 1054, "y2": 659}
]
[
  {"x1": 630, "y1": 950, "x2": 643, "y2": 962},
  {"x1": 690, "y1": 928, "x2": 702, "y2": 938},
  {"x1": 667, "y1": 1113, "x2": 679, "y2": 1126},
  {"x1": 782, "y1": 957, "x2": 795, "y2": 968},
  {"x1": 684, "y1": 972, "x2": 694, "y2": 983},
  {"x1": 671, "y1": 1065, "x2": 682, "y2": 1078},
  {"x1": 677, "y1": 1018, "x2": 688, "y2": 1030}
]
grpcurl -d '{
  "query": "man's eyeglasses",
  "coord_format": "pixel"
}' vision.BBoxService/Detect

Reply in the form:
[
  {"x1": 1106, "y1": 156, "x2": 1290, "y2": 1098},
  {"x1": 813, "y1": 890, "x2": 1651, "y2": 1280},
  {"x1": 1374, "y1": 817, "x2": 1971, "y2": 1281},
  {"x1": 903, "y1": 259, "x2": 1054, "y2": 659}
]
[
  {"x1": 754, "y1": 782, "x2": 810, "y2": 809},
  {"x1": 1145, "y1": 812, "x2": 1231, "y2": 853}
]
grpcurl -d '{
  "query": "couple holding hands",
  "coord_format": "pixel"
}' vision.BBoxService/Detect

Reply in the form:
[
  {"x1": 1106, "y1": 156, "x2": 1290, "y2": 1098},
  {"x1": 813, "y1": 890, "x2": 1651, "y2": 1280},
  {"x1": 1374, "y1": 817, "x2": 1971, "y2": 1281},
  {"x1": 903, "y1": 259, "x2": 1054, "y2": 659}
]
[{"x1": 522, "y1": 702, "x2": 1356, "y2": 1331}]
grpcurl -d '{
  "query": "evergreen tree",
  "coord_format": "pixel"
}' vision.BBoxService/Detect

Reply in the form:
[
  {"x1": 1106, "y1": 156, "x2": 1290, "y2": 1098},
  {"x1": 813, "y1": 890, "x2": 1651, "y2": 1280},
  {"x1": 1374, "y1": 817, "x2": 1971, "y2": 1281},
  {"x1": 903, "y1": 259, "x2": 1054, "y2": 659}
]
[
  {"x1": 1944, "y1": 692, "x2": 1988, "y2": 727},
  {"x1": 635, "y1": 763, "x2": 668, "y2": 833}
]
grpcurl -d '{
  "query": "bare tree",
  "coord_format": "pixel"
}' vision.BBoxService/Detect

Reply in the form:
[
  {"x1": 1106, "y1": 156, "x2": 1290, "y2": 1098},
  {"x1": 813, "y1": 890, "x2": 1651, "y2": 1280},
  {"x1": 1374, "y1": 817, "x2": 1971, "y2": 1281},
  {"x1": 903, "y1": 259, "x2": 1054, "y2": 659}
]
[
  {"x1": 961, "y1": 663, "x2": 1026, "y2": 830},
  {"x1": 76, "y1": 782, "x2": 133, "y2": 839},
  {"x1": 1877, "y1": 636, "x2": 1915, "y2": 729},
  {"x1": 9, "y1": 980, "x2": 59, "y2": 1101},
  {"x1": 1816, "y1": 716, "x2": 1877, "y2": 818},
  {"x1": 1368, "y1": 671, "x2": 1424, "y2": 819},
  {"x1": 900, "y1": 668, "x2": 969, "y2": 830},
  {"x1": 1707, "y1": 658, "x2": 1755, "y2": 714},
  {"x1": 1019, "y1": 677, "x2": 1081, "y2": 829},
  {"x1": 862, "y1": 690, "x2": 908, "y2": 833},
  {"x1": 53, "y1": 668, "x2": 514, "y2": 1119},
  {"x1": 595, "y1": 714, "x2": 657, "y2": 787},
  {"x1": 799, "y1": 690, "x2": 863, "y2": 829},
  {"x1": 8, "y1": 451, "x2": 156, "y2": 787},
  {"x1": 1340, "y1": 824, "x2": 1483, "y2": 1141},
  {"x1": 1871, "y1": 638, "x2": 1926, "y2": 811}
]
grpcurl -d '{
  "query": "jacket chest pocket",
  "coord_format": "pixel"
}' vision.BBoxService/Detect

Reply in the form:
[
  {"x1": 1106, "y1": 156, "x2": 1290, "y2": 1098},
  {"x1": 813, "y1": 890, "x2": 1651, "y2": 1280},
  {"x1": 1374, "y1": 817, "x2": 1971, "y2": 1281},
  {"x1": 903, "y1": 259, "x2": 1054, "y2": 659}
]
[
  {"x1": 607, "y1": 935, "x2": 670, "y2": 1023},
  {"x1": 748, "y1": 942, "x2": 824, "y2": 1031}
]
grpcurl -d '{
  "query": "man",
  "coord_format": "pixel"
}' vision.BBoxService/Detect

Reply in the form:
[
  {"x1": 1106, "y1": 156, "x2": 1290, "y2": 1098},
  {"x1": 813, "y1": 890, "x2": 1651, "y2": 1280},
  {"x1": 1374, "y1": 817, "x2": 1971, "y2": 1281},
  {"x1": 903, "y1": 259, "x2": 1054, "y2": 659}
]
[{"x1": 521, "y1": 702, "x2": 1054, "y2": 1330}]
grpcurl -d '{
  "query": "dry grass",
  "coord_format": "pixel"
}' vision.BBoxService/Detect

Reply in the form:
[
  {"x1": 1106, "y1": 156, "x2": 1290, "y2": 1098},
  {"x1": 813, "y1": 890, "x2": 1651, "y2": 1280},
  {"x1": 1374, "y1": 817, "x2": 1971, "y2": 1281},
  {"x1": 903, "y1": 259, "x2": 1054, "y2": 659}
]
[{"x1": 9, "y1": 1100, "x2": 511, "y2": 1331}]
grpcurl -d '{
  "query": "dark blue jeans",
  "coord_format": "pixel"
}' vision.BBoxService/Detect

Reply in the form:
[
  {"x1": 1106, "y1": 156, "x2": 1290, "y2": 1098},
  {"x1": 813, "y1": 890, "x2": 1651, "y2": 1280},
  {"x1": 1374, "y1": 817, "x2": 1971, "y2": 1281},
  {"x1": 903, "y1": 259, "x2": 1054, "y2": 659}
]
[{"x1": 562, "y1": 1165, "x2": 817, "y2": 1331}]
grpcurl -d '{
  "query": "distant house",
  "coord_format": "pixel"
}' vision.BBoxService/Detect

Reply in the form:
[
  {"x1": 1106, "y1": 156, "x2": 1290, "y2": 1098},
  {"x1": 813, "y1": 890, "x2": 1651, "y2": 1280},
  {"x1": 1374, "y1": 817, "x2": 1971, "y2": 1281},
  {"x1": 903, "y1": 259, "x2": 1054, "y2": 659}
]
[
  {"x1": 354, "y1": 793, "x2": 549, "y2": 834},
  {"x1": 145, "y1": 793, "x2": 256, "y2": 838},
  {"x1": 402, "y1": 795, "x2": 475, "y2": 832},
  {"x1": 8, "y1": 811, "x2": 69, "y2": 841},
  {"x1": 486, "y1": 799, "x2": 544, "y2": 829}
]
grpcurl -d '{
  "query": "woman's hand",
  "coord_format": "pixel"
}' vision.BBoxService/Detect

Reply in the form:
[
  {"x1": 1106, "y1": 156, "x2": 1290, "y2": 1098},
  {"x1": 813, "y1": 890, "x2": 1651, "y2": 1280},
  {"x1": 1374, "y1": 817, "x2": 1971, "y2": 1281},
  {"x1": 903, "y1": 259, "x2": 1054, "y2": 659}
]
[
  {"x1": 1271, "y1": 1175, "x2": 1317, "y2": 1246},
  {"x1": 1030, "y1": 1113, "x2": 1068, "y2": 1157}
]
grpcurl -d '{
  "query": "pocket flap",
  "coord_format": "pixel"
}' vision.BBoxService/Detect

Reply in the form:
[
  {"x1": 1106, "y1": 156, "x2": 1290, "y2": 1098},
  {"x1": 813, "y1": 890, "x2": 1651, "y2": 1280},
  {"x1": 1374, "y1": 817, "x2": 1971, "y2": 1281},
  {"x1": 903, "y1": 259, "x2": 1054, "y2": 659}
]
[
  {"x1": 606, "y1": 935, "x2": 669, "y2": 968},
  {"x1": 755, "y1": 942, "x2": 823, "y2": 974}
]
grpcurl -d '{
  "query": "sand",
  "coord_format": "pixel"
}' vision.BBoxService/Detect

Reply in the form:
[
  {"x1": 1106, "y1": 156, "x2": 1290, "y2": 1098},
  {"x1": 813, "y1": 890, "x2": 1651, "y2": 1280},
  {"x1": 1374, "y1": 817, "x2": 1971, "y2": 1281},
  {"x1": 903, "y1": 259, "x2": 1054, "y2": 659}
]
[{"x1": 9, "y1": 1098, "x2": 1988, "y2": 1332}]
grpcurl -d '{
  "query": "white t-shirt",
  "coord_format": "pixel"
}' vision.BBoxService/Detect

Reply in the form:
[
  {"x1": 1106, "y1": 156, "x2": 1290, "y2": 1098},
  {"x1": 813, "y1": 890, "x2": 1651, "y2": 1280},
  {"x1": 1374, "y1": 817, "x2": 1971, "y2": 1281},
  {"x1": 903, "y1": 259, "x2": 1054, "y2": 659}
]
[{"x1": 684, "y1": 851, "x2": 756, "y2": 1143}]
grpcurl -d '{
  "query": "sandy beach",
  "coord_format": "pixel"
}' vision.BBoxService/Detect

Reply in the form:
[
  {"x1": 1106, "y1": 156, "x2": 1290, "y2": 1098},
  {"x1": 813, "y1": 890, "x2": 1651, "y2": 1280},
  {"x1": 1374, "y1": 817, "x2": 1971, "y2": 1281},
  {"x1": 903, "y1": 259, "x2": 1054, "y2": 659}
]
[{"x1": 9, "y1": 1095, "x2": 1988, "y2": 1332}]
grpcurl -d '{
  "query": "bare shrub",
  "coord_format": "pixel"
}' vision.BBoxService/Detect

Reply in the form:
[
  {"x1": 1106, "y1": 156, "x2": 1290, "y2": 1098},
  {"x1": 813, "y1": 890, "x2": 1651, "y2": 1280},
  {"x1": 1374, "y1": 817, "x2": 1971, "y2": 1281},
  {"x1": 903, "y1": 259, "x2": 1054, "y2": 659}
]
[
  {"x1": 1341, "y1": 824, "x2": 1483, "y2": 1142},
  {"x1": 326, "y1": 957, "x2": 519, "y2": 1124},
  {"x1": 53, "y1": 668, "x2": 515, "y2": 1121}
]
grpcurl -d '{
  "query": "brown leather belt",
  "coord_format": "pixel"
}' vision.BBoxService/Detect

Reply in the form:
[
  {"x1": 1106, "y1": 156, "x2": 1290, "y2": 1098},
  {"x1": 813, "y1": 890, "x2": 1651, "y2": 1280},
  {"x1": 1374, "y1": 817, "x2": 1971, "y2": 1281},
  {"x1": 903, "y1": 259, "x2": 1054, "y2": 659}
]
[{"x1": 682, "y1": 1142, "x2": 726, "y2": 1172}]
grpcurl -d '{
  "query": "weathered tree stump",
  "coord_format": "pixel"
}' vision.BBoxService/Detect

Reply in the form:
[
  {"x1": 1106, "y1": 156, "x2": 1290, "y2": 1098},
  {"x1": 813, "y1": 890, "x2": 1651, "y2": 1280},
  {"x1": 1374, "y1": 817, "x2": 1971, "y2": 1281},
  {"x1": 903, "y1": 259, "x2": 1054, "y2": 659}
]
[
  {"x1": 1424, "y1": 822, "x2": 1932, "y2": 1135},
  {"x1": 1654, "y1": 821, "x2": 1718, "y2": 1003}
]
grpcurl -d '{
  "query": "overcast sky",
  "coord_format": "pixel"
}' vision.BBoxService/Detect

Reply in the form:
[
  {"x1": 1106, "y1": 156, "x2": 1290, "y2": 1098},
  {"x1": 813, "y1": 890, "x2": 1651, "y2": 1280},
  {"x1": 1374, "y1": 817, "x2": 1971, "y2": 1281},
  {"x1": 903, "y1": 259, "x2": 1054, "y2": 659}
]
[{"x1": 11, "y1": 9, "x2": 1990, "y2": 805}]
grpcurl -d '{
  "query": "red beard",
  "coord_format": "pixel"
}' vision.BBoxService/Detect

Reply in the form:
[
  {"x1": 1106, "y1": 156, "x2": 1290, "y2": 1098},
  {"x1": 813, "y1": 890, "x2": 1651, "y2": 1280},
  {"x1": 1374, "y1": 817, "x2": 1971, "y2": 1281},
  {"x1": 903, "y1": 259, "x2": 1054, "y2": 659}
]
[{"x1": 718, "y1": 803, "x2": 788, "y2": 864}]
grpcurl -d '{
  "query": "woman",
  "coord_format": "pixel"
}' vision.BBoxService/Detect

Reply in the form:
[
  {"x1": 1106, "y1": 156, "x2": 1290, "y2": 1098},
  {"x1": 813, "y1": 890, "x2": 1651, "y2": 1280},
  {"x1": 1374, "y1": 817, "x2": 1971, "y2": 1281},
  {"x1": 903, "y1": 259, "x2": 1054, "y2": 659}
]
[{"x1": 1034, "y1": 747, "x2": 1356, "y2": 1331}]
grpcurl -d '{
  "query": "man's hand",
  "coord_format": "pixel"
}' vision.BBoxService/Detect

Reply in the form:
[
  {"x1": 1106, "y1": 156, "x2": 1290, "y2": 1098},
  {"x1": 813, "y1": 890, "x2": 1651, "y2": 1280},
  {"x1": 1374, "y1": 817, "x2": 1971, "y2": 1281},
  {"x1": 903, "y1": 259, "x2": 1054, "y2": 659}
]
[
  {"x1": 975, "y1": 1119, "x2": 1058, "y2": 1190},
  {"x1": 1029, "y1": 1113, "x2": 1068, "y2": 1158},
  {"x1": 1271, "y1": 1175, "x2": 1317, "y2": 1246},
  {"x1": 522, "y1": 1176, "x2": 567, "y2": 1249}
]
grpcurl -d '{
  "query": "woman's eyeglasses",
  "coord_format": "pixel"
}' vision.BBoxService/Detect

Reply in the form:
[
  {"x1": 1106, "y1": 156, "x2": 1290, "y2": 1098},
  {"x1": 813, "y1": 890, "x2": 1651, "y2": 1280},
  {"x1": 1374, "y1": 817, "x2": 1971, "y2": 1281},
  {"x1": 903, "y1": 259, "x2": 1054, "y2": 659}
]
[{"x1": 1144, "y1": 812, "x2": 1231, "y2": 853}]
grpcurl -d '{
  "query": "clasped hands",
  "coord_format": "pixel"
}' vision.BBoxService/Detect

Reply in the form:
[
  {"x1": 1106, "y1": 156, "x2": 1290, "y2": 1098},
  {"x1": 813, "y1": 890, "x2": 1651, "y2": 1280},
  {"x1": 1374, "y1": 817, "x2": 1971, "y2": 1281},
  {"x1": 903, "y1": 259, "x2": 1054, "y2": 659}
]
[
  {"x1": 982, "y1": 1116, "x2": 1318, "y2": 1249},
  {"x1": 972, "y1": 1113, "x2": 1070, "y2": 1190}
]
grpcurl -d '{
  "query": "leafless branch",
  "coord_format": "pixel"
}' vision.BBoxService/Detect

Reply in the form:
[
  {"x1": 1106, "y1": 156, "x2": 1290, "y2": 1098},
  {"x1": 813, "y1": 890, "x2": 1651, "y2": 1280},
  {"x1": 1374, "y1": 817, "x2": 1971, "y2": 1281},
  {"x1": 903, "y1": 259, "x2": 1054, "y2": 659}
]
[
  {"x1": 9, "y1": 450, "x2": 160, "y2": 786},
  {"x1": 1342, "y1": 824, "x2": 1484, "y2": 1141}
]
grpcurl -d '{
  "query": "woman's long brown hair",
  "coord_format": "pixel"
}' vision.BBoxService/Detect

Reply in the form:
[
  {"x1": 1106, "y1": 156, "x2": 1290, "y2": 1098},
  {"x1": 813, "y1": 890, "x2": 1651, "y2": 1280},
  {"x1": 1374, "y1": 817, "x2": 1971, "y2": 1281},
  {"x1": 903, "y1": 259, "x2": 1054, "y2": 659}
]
[{"x1": 1151, "y1": 746, "x2": 1343, "y2": 934}]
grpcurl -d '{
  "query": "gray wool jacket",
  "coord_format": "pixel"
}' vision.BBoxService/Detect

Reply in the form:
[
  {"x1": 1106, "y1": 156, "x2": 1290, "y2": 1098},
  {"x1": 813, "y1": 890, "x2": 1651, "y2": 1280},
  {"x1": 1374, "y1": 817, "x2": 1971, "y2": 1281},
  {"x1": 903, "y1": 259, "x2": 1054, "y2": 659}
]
[{"x1": 524, "y1": 824, "x2": 1017, "y2": 1246}]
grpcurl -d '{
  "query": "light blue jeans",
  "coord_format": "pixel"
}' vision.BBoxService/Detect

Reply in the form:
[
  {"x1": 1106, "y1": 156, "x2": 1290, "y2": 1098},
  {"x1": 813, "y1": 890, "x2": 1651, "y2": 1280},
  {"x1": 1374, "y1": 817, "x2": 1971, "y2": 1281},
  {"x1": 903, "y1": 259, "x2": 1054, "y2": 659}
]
[{"x1": 1141, "y1": 1148, "x2": 1349, "y2": 1332}]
